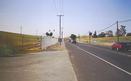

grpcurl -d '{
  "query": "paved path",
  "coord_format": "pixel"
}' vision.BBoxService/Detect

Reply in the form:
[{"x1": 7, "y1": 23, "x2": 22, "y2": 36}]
[{"x1": 0, "y1": 51, "x2": 77, "y2": 81}]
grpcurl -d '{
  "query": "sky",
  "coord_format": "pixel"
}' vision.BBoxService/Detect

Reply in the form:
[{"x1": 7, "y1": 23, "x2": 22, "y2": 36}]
[{"x1": 0, "y1": 0, "x2": 131, "y2": 37}]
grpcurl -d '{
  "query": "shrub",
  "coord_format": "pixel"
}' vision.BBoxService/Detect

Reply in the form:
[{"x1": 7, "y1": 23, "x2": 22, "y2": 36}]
[{"x1": 0, "y1": 45, "x2": 17, "y2": 56}]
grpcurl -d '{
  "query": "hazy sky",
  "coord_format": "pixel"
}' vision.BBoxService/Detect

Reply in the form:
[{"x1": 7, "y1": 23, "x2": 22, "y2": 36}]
[{"x1": 0, "y1": 0, "x2": 131, "y2": 37}]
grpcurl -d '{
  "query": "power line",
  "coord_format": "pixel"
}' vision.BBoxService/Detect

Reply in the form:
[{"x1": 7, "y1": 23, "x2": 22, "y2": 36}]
[
  {"x1": 119, "y1": 19, "x2": 131, "y2": 23},
  {"x1": 97, "y1": 19, "x2": 131, "y2": 33},
  {"x1": 53, "y1": 0, "x2": 64, "y2": 15},
  {"x1": 53, "y1": 0, "x2": 58, "y2": 14},
  {"x1": 97, "y1": 22, "x2": 116, "y2": 33}
]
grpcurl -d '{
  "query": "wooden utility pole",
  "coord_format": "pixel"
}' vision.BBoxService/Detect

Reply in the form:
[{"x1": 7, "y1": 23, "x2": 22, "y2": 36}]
[{"x1": 116, "y1": 21, "x2": 119, "y2": 42}]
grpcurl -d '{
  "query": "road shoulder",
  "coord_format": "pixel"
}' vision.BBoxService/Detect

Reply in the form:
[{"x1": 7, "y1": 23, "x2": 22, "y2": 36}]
[{"x1": 0, "y1": 48, "x2": 77, "y2": 81}]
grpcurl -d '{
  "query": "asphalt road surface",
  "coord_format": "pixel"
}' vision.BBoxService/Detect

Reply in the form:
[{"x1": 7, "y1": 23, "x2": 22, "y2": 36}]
[{"x1": 65, "y1": 42, "x2": 131, "y2": 81}]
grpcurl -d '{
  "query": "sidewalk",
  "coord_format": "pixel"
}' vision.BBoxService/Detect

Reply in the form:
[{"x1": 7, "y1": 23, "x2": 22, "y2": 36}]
[
  {"x1": 0, "y1": 45, "x2": 77, "y2": 81},
  {"x1": 39, "y1": 51, "x2": 77, "y2": 81}
]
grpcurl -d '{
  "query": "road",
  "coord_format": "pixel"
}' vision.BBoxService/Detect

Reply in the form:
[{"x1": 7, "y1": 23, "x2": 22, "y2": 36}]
[{"x1": 65, "y1": 42, "x2": 131, "y2": 81}]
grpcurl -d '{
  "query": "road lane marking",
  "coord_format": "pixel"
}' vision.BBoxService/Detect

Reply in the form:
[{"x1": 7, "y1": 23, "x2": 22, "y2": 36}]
[
  {"x1": 79, "y1": 43, "x2": 131, "y2": 57},
  {"x1": 69, "y1": 43, "x2": 131, "y2": 76}
]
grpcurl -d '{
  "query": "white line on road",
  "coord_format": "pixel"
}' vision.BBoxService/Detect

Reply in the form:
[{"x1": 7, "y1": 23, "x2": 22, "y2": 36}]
[
  {"x1": 79, "y1": 43, "x2": 131, "y2": 57},
  {"x1": 69, "y1": 43, "x2": 131, "y2": 76}
]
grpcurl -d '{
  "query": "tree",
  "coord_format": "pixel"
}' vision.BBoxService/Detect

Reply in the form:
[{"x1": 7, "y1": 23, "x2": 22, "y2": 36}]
[
  {"x1": 49, "y1": 32, "x2": 53, "y2": 36},
  {"x1": 46, "y1": 32, "x2": 53, "y2": 36},
  {"x1": 46, "y1": 32, "x2": 49, "y2": 36},
  {"x1": 70, "y1": 34, "x2": 77, "y2": 40}
]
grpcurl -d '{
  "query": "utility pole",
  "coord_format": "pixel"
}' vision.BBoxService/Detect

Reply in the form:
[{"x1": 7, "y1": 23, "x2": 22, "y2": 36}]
[
  {"x1": 61, "y1": 27, "x2": 63, "y2": 39},
  {"x1": 116, "y1": 21, "x2": 119, "y2": 42},
  {"x1": 20, "y1": 25, "x2": 23, "y2": 50},
  {"x1": 57, "y1": 14, "x2": 64, "y2": 45}
]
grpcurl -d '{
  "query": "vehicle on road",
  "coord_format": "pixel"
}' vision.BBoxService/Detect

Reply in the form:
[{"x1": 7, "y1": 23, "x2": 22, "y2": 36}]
[
  {"x1": 111, "y1": 42, "x2": 131, "y2": 51},
  {"x1": 71, "y1": 40, "x2": 77, "y2": 44},
  {"x1": 69, "y1": 34, "x2": 77, "y2": 44},
  {"x1": 68, "y1": 38, "x2": 77, "y2": 44}
]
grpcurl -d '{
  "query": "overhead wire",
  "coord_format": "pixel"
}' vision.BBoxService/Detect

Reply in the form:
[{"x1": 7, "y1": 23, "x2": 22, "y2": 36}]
[
  {"x1": 97, "y1": 19, "x2": 131, "y2": 33},
  {"x1": 53, "y1": 0, "x2": 58, "y2": 14},
  {"x1": 119, "y1": 19, "x2": 131, "y2": 23},
  {"x1": 97, "y1": 22, "x2": 116, "y2": 33},
  {"x1": 53, "y1": 0, "x2": 64, "y2": 15}
]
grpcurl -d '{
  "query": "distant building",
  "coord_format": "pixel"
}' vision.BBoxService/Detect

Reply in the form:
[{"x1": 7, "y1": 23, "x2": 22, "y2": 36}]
[{"x1": 105, "y1": 30, "x2": 113, "y2": 37}]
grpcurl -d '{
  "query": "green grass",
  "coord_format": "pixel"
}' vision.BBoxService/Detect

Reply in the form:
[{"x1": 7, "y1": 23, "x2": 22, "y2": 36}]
[{"x1": 0, "y1": 31, "x2": 41, "y2": 56}]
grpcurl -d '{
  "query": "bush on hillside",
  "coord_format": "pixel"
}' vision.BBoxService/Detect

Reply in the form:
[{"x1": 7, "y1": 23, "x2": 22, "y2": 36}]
[{"x1": 0, "y1": 45, "x2": 17, "y2": 56}]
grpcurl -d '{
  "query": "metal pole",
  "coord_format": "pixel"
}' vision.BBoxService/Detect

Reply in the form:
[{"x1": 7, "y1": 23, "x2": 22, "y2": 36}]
[
  {"x1": 57, "y1": 15, "x2": 64, "y2": 45},
  {"x1": 62, "y1": 27, "x2": 63, "y2": 39},
  {"x1": 59, "y1": 16, "x2": 61, "y2": 38}
]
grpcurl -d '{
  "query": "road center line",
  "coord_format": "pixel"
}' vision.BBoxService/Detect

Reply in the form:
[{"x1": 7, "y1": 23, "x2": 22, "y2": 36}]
[{"x1": 70, "y1": 43, "x2": 131, "y2": 76}]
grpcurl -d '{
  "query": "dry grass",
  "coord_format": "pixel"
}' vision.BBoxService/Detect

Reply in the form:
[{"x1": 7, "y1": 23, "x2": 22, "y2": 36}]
[
  {"x1": 79, "y1": 36, "x2": 131, "y2": 47},
  {"x1": 93, "y1": 42, "x2": 113, "y2": 47},
  {"x1": 20, "y1": 47, "x2": 42, "y2": 54},
  {"x1": 0, "y1": 31, "x2": 41, "y2": 55}
]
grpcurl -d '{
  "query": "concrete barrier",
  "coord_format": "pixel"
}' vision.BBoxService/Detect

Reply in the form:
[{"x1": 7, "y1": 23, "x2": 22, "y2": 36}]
[{"x1": 41, "y1": 36, "x2": 58, "y2": 49}]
